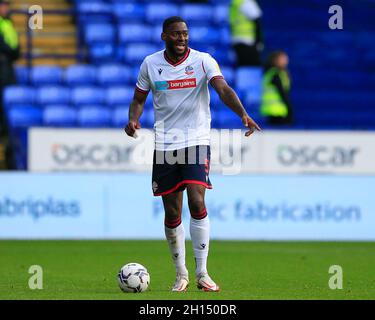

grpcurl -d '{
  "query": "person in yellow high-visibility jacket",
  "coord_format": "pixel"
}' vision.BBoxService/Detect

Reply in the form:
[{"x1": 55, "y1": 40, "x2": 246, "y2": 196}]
[
  {"x1": 230, "y1": 0, "x2": 263, "y2": 66},
  {"x1": 260, "y1": 51, "x2": 293, "y2": 125},
  {"x1": 0, "y1": 0, "x2": 20, "y2": 169},
  {"x1": 0, "y1": 0, "x2": 19, "y2": 88}
]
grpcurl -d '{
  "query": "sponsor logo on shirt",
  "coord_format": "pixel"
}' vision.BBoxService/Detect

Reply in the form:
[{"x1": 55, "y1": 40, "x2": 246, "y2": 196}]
[{"x1": 155, "y1": 78, "x2": 197, "y2": 91}]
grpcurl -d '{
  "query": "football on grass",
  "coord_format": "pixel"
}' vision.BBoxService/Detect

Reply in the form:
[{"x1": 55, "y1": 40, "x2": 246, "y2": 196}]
[{"x1": 117, "y1": 262, "x2": 150, "y2": 293}]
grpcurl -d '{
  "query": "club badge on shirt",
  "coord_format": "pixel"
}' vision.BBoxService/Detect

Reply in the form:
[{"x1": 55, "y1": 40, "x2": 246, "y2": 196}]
[{"x1": 185, "y1": 65, "x2": 194, "y2": 75}]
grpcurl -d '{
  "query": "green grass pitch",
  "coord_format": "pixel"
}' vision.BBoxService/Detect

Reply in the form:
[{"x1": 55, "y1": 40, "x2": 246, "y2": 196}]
[{"x1": 0, "y1": 240, "x2": 374, "y2": 300}]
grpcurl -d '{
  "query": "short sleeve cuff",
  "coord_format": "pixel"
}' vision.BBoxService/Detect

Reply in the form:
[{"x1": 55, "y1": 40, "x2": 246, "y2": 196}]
[
  {"x1": 135, "y1": 85, "x2": 149, "y2": 94},
  {"x1": 209, "y1": 75, "x2": 225, "y2": 84}
]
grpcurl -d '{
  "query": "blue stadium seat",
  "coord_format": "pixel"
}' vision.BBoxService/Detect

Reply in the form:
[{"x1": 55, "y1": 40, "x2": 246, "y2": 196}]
[
  {"x1": 106, "y1": 86, "x2": 134, "y2": 106},
  {"x1": 7, "y1": 106, "x2": 43, "y2": 128},
  {"x1": 192, "y1": 44, "x2": 235, "y2": 66},
  {"x1": 84, "y1": 24, "x2": 115, "y2": 44},
  {"x1": 224, "y1": 51, "x2": 239, "y2": 66},
  {"x1": 130, "y1": 66, "x2": 140, "y2": 85},
  {"x1": 113, "y1": 3, "x2": 146, "y2": 21},
  {"x1": 145, "y1": 4, "x2": 179, "y2": 23},
  {"x1": 150, "y1": 25, "x2": 163, "y2": 43},
  {"x1": 15, "y1": 66, "x2": 29, "y2": 84},
  {"x1": 245, "y1": 88, "x2": 262, "y2": 112},
  {"x1": 220, "y1": 66, "x2": 235, "y2": 86},
  {"x1": 181, "y1": 4, "x2": 213, "y2": 24},
  {"x1": 219, "y1": 27, "x2": 231, "y2": 45},
  {"x1": 65, "y1": 65, "x2": 97, "y2": 86},
  {"x1": 76, "y1": 1, "x2": 112, "y2": 23},
  {"x1": 209, "y1": 88, "x2": 226, "y2": 110},
  {"x1": 108, "y1": 0, "x2": 142, "y2": 3},
  {"x1": 43, "y1": 105, "x2": 78, "y2": 127},
  {"x1": 235, "y1": 67, "x2": 263, "y2": 93},
  {"x1": 30, "y1": 66, "x2": 63, "y2": 85},
  {"x1": 189, "y1": 26, "x2": 220, "y2": 44},
  {"x1": 122, "y1": 44, "x2": 159, "y2": 64},
  {"x1": 244, "y1": 87, "x2": 262, "y2": 105},
  {"x1": 141, "y1": 108, "x2": 154, "y2": 128},
  {"x1": 142, "y1": 0, "x2": 183, "y2": 2},
  {"x1": 111, "y1": 106, "x2": 129, "y2": 127},
  {"x1": 3, "y1": 86, "x2": 35, "y2": 106},
  {"x1": 208, "y1": 0, "x2": 230, "y2": 3},
  {"x1": 89, "y1": 43, "x2": 115, "y2": 63},
  {"x1": 118, "y1": 23, "x2": 152, "y2": 44},
  {"x1": 213, "y1": 5, "x2": 229, "y2": 25},
  {"x1": 36, "y1": 86, "x2": 71, "y2": 105},
  {"x1": 78, "y1": 15, "x2": 113, "y2": 25},
  {"x1": 71, "y1": 86, "x2": 105, "y2": 106},
  {"x1": 77, "y1": 2, "x2": 112, "y2": 14},
  {"x1": 97, "y1": 64, "x2": 132, "y2": 86},
  {"x1": 78, "y1": 106, "x2": 112, "y2": 127},
  {"x1": 215, "y1": 109, "x2": 242, "y2": 129},
  {"x1": 210, "y1": 107, "x2": 220, "y2": 128}
]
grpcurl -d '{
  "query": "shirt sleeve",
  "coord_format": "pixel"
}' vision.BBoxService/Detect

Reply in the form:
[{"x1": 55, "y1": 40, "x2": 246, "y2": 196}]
[
  {"x1": 203, "y1": 54, "x2": 224, "y2": 84},
  {"x1": 135, "y1": 59, "x2": 150, "y2": 94}
]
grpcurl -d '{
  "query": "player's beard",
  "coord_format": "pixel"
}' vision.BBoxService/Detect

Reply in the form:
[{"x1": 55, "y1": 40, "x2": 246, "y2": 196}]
[{"x1": 166, "y1": 41, "x2": 188, "y2": 60}]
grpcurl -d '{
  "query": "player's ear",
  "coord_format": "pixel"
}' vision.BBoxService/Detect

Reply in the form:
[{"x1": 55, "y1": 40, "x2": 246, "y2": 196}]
[{"x1": 161, "y1": 32, "x2": 167, "y2": 41}]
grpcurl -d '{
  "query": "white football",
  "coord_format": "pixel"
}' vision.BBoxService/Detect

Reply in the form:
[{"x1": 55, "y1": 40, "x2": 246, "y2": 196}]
[{"x1": 117, "y1": 262, "x2": 150, "y2": 293}]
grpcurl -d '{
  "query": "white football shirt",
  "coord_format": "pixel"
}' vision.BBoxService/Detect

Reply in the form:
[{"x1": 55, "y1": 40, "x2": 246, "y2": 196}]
[{"x1": 135, "y1": 48, "x2": 224, "y2": 151}]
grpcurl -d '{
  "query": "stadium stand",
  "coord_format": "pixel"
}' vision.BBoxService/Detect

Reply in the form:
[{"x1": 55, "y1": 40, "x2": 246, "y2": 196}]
[
  {"x1": 43, "y1": 105, "x2": 78, "y2": 127},
  {"x1": 2, "y1": 0, "x2": 375, "y2": 169}
]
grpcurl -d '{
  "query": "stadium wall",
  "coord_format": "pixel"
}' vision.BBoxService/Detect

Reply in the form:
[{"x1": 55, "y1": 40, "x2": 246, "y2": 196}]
[
  {"x1": 0, "y1": 173, "x2": 374, "y2": 240},
  {"x1": 28, "y1": 128, "x2": 375, "y2": 174}
]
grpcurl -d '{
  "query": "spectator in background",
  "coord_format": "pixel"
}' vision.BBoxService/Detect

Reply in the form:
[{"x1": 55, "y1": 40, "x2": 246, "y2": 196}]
[
  {"x1": 0, "y1": 0, "x2": 19, "y2": 92},
  {"x1": 260, "y1": 51, "x2": 293, "y2": 125},
  {"x1": 229, "y1": 0, "x2": 263, "y2": 66},
  {"x1": 0, "y1": 0, "x2": 20, "y2": 168}
]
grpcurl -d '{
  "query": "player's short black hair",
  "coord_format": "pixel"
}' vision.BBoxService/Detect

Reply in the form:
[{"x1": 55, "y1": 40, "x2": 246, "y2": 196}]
[{"x1": 162, "y1": 16, "x2": 187, "y2": 32}]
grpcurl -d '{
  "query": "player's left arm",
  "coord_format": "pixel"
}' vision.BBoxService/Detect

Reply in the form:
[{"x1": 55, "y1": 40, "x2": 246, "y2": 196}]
[{"x1": 211, "y1": 78, "x2": 261, "y2": 136}]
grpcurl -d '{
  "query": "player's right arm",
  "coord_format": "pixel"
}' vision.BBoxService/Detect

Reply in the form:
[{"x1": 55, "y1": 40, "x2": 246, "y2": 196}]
[{"x1": 124, "y1": 89, "x2": 148, "y2": 137}]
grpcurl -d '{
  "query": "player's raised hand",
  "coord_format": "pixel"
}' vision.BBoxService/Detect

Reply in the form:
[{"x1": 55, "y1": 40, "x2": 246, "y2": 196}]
[
  {"x1": 124, "y1": 120, "x2": 141, "y2": 138},
  {"x1": 241, "y1": 114, "x2": 261, "y2": 137}
]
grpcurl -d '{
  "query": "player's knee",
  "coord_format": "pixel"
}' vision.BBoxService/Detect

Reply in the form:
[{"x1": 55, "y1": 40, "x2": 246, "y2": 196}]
[
  {"x1": 165, "y1": 207, "x2": 180, "y2": 220},
  {"x1": 188, "y1": 199, "x2": 206, "y2": 219},
  {"x1": 164, "y1": 205, "x2": 182, "y2": 227}
]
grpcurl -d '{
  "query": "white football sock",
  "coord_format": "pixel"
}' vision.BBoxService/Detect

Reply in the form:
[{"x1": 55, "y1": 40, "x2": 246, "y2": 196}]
[
  {"x1": 190, "y1": 216, "x2": 210, "y2": 277},
  {"x1": 164, "y1": 223, "x2": 188, "y2": 276}
]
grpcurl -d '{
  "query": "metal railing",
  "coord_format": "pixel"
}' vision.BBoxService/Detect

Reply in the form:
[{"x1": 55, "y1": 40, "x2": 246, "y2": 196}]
[{"x1": 11, "y1": 8, "x2": 84, "y2": 68}]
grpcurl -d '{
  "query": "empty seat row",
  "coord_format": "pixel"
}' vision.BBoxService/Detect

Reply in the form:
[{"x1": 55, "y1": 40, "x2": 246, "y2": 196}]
[
  {"x1": 87, "y1": 43, "x2": 235, "y2": 66},
  {"x1": 83, "y1": 23, "x2": 231, "y2": 45},
  {"x1": 15, "y1": 64, "x2": 140, "y2": 86},
  {"x1": 4, "y1": 86, "x2": 262, "y2": 112},
  {"x1": 3, "y1": 85, "x2": 149, "y2": 107},
  {"x1": 6, "y1": 105, "x2": 153, "y2": 128},
  {"x1": 13, "y1": 65, "x2": 261, "y2": 93},
  {"x1": 76, "y1": 2, "x2": 229, "y2": 25},
  {"x1": 6, "y1": 105, "x2": 249, "y2": 130}
]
